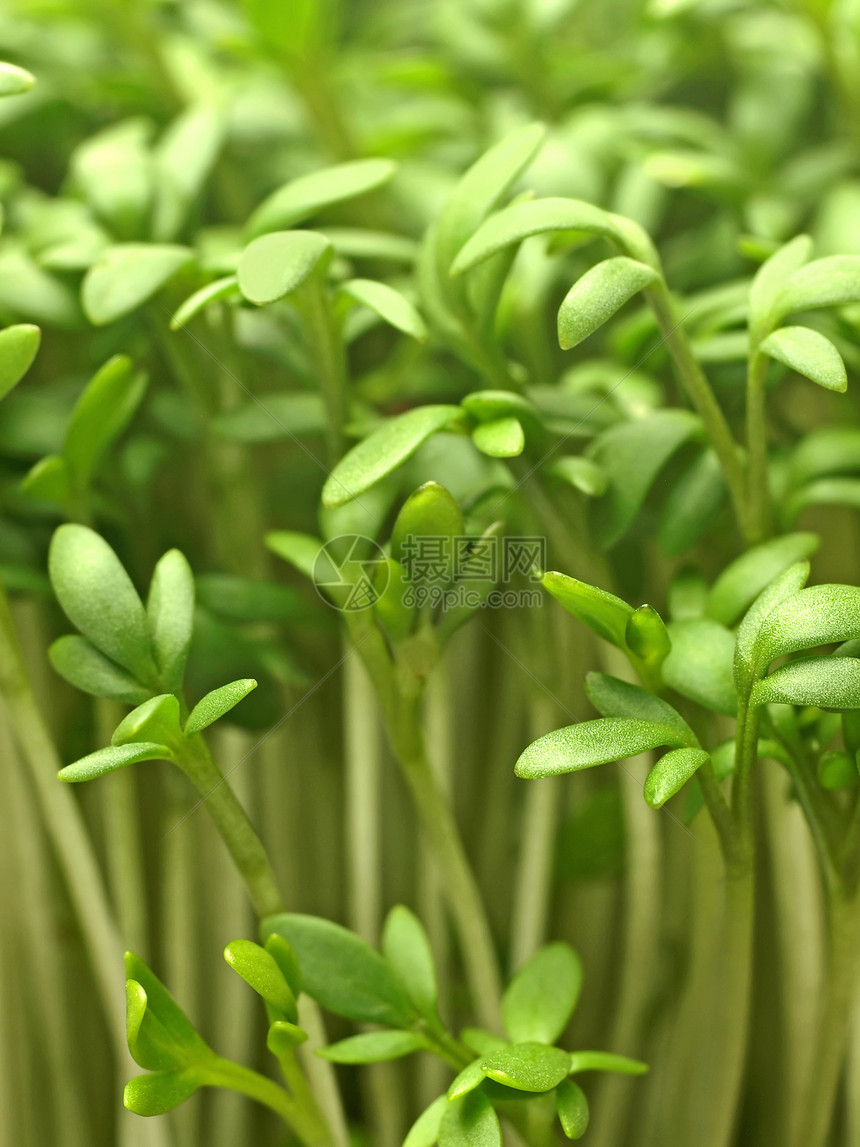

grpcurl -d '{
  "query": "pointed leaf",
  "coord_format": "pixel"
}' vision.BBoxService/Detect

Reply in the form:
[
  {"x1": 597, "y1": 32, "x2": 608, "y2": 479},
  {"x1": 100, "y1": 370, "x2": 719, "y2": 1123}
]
[
  {"x1": 758, "y1": 584, "x2": 860, "y2": 669},
  {"x1": 503, "y1": 943, "x2": 583, "y2": 1045},
  {"x1": 112, "y1": 694, "x2": 182, "y2": 747},
  {"x1": 82, "y1": 244, "x2": 193, "y2": 324},
  {"x1": 0, "y1": 62, "x2": 35, "y2": 96},
  {"x1": 49, "y1": 635, "x2": 151, "y2": 705},
  {"x1": 749, "y1": 235, "x2": 813, "y2": 334},
  {"x1": 237, "y1": 230, "x2": 332, "y2": 305},
  {"x1": 644, "y1": 748, "x2": 710, "y2": 808},
  {"x1": 735, "y1": 561, "x2": 813, "y2": 687},
  {"x1": 515, "y1": 717, "x2": 693, "y2": 779},
  {"x1": 481, "y1": 1042, "x2": 571, "y2": 1092},
  {"x1": 760, "y1": 326, "x2": 846, "y2": 392},
  {"x1": 777, "y1": 255, "x2": 860, "y2": 320},
  {"x1": 318, "y1": 1030, "x2": 427, "y2": 1063},
  {"x1": 558, "y1": 258, "x2": 659, "y2": 350},
  {"x1": 147, "y1": 549, "x2": 195, "y2": 693},
  {"x1": 662, "y1": 619, "x2": 737, "y2": 716},
  {"x1": 49, "y1": 525, "x2": 156, "y2": 681},
  {"x1": 541, "y1": 572, "x2": 633, "y2": 647},
  {"x1": 752, "y1": 657, "x2": 860, "y2": 710},
  {"x1": 184, "y1": 679, "x2": 258, "y2": 736},
  {"x1": 246, "y1": 159, "x2": 397, "y2": 238},
  {"x1": 65, "y1": 355, "x2": 148, "y2": 487},
  {"x1": 439, "y1": 1091, "x2": 501, "y2": 1147},
  {"x1": 321, "y1": 405, "x2": 465, "y2": 508},
  {"x1": 382, "y1": 905, "x2": 438, "y2": 1020},
  {"x1": 340, "y1": 279, "x2": 426, "y2": 341},
  {"x1": 472, "y1": 417, "x2": 524, "y2": 458},
  {"x1": 224, "y1": 939, "x2": 297, "y2": 1020},
  {"x1": 707, "y1": 533, "x2": 819, "y2": 626},
  {"x1": 59, "y1": 742, "x2": 173, "y2": 782},
  {"x1": 153, "y1": 104, "x2": 224, "y2": 241},
  {"x1": 265, "y1": 531, "x2": 323, "y2": 580},
  {"x1": 0, "y1": 324, "x2": 40, "y2": 400},
  {"x1": 262, "y1": 913, "x2": 414, "y2": 1026},
  {"x1": 568, "y1": 1051, "x2": 647, "y2": 1075},
  {"x1": 557, "y1": 1079, "x2": 590, "y2": 1140},
  {"x1": 123, "y1": 1070, "x2": 200, "y2": 1116}
]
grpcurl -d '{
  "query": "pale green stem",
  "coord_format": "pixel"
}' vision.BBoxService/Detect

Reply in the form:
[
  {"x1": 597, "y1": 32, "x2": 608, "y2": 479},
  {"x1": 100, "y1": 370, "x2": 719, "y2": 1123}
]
[
  {"x1": 645, "y1": 281, "x2": 752, "y2": 543},
  {"x1": 746, "y1": 350, "x2": 773, "y2": 542},
  {"x1": 301, "y1": 277, "x2": 348, "y2": 464}
]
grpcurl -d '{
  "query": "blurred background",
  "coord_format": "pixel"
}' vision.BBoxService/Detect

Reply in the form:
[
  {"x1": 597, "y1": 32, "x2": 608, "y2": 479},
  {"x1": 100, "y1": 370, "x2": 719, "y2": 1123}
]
[{"x1": 3, "y1": 1, "x2": 860, "y2": 1145}]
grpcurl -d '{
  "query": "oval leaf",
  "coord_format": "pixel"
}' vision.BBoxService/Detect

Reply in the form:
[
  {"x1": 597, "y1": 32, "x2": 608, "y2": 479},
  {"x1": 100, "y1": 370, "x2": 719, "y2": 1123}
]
[
  {"x1": 184, "y1": 679, "x2": 258, "y2": 736},
  {"x1": 758, "y1": 584, "x2": 860, "y2": 669},
  {"x1": 404, "y1": 1095, "x2": 448, "y2": 1147},
  {"x1": 568, "y1": 1051, "x2": 647, "y2": 1075},
  {"x1": 503, "y1": 942, "x2": 583, "y2": 1045},
  {"x1": 147, "y1": 549, "x2": 195, "y2": 694},
  {"x1": 246, "y1": 159, "x2": 397, "y2": 238},
  {"x1": 321, "y1": 405, "x2": 465, "y2": 508},
  {"x1": 340, "y1": 279, "x2": 426, "y2": 341},
  {"x1": 382, "y1": 905, "x2": 439, "y2": 1020},
  {"x1": 170, "y1": 276, "x2": 240, "y2": 329},
  {"x1": 65, "y1": 355, "x2": 148, "y2": 488},
  {"x1": 515, "y1": 717, "x2": 693, "y2": 779},
  {"x1": 439, "y1": 1091, "x2": 501, "y2": 1147},
  {"x1": 49, "y1": 635, "x2": 151, "y2": 706},
  {"x1": 0, "y1": 323, "x2": 40, "y2": 401},
  {"x1": 558, "y1": 258, "x2": 659, "y2": 351},
  {"x1": 760, "y1": 326, "x2": 847, "y2": 392},
  {"x1": 472, "y1": 416, "x2": 524, "y2": 458},
  {"x1": 318, "y1": 1030, "x2": 426, "y2": 1063},
  {"x1": 223, "y1": 939, "x2": 297, "y2": 1019},
  {"x1": 662, "y1": 619, "x2": 737, "y2": 716},
  {"x1": 59, "y1": 742, "x2": 173, "y2": 782},
  {"x1": 752, "y1": 657, "x2": 860, "y2": 710},
  {"x1": 237, "y1": 230, "x2": 331, "y2": 305},
  {"x1": 82, "y1": 244, "x2": 193, "y2": 325},
  {"x1": 707, "y1": 533, "x2": 819, "y2": 626},
  {"x1": 557, "y1": 1079, "x2": 590, "y2": 1140},
  {"x1": 0, "y1": 61, "x2": 35, "y2": 96},
  {"x1": 541, "y1": 571, "x2": 633, "y2": 647},
  {"x1": 644, "y1": 747, "x2": 710, "y2": 808},
  {"x1": 123, "y1": 1070, "x2": 200, "y2": 1116},
  {"x1": 481, "y1": 1042, "x2": 571, "y2": 1093},
  {"x1": 584, "y1": 673, "x2": 695, "y2": 741}
]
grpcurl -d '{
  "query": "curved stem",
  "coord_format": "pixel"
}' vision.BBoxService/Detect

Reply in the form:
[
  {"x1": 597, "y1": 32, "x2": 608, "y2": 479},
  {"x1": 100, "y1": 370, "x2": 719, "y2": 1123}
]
[{"x1": 645, "y1": 281, "x2": 751, "y2": 543}]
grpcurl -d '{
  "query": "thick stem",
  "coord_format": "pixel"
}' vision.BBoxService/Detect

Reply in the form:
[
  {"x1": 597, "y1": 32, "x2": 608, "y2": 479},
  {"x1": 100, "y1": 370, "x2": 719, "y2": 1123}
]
[
  {"x1": 645, "y1": 281, "x2": 751, "y2": 543},
  {"x1": 174, "y1": 737, "x2": 284, "y2": 918}
]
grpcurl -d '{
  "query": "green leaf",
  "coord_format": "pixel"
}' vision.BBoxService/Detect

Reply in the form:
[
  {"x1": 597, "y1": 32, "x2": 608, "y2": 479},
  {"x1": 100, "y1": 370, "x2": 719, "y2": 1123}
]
[
  {"x1": 318, "y1": 1030, "x2": 427, "y2": 1063},
  {"x1": 625, "y1": 606, "x2": 671, "y2": 669},
  {"x1": 776, "y1": 255, "x2": 860, "y2": 321},
  {"x1": 391, "y1": 483, "x2": 464, "y2": 568},
  {"x1": 237, "y1": 230, "x2": 332, "y2": 305},
  {"x1": 585, "y1": 673, "x2": 695, "y2": 741},
  {"x1": 267, "y1": 1020, "x2": 308, "y2": 1055},
  {"x1": 448, "y1": 1060, "x2": 486, "y2": 1099},
  {"x1": 817, "y1": 750, "x2": 858, "y2": 790},
  {"x1": 20, "y1": 454, "x2": 70, "y2": 506},
  {"x1": 147, "y1": 549, "x2": 195, "y2": 693},
  {"x1": 59, "y1": 742, "x2": 173, "y2": 782},
  {"x1": 749, "y1": 235, "x2": 812, "y2": 335},
  {"x1": 515, "y1": 717, "x2": 694, "y2": 779},
  {"x1": 70, "y1": 119, "x2": 152, "y2": 240},
  {"x1": 461, "y1": 1029, "x2": 510, "y2": 1057},
  {"x1": 439, "y1": 1091, "x2": 502, "y2": 1147},
  {"x1": 125, "y1": 952, "x2": 211, "y2": 1061},
  {"x1": 264, "y1": 934, "x2": 302, "y2": 998},
  {"x1": 262, "y1": 913, "x2": 414, "y2": 1026},
  {"x1": 112, "y1": 694, "x2": 182, "y2": 747},
  {"x1": 170, "y1": 276, "x2": 240, "y2": 329},
  {"x1": 64, "y1": 355, "x2": 148, "y2": 488},
  {"x1": 213, "y1": 393, "x2": 326, "y2": 442},
  {"x1": 49, "y1": 635, "x2": 151, "y2": 705},
  {"x1": 0, "y1": 324, "x2": 40, "y2": 400},
  {"x1": 587, "y1": 411, "x2": 701, "y2": 548},
  {"x1": 503, "y1": 943, "x2": 583, "y2": 1045},
  {"x1": 481, "y1": 1042, "x2": 571, "y2": 1092},
  {"x1": 472, "y1": 417, "x2": 525, "y2": 458},
  {"x1": 789, "y1": 428, "x2": 860, "y2": 487},
  {"x1": 662, "y1": 619, "x2": 737, "y2": 716},
  {"x1": 382, "y1": 905, "x2": 438, "y2": 1020},
  {"x1": 657, "y1": 449, "x2": 725, "y2": 558},
  {"x1": 197, "y1": 574, "x2": 304, "y2": 624},
  {"x1": 549, "y1": 456, "x2": 607, "y2": 497},
  {"x1": 404, "y1": 1095, "x2": 448, "y2": 1147},
  {"x1": 339, "y1": 279, "x2": 427, "y2": 341},
  {"x1": 757, "y1": 585, "x2": 860, "y2": 670},
  {"x1": 184, "y1": 679, "x2": 258, "y2": 736},
  {"x1": 556, "y1": 1079, "x2": 590, "y2": 1140},
  {"x1": 49, "y1": 525, "x2": 157, "y2": 682},
  {"x1": 752, "y1": 657, "x2": 860, "y2": 710},
  {"x1": 786, "y1": 478, "x2": 860, "y2": 521},
  {"x1": 321, "y1": 405, "x2": 465, "y2": 508},
  {"x1": 436, "y1": 520, "x2": 506, "y2": 639},
  {"x1": 734, "y1": 562, "x2": 812, "y2": 689},
  {"x1": 568, "y1": 1051, "x2": 647, "y2": 1075},
  {"x1": 644, "y1": 748, "x2": 710, "y2": 808},
  {"x1": 320, "y1": 228, "x2": 417, "y2": 263},
  {"x1": 82, "y1": 244, "x2": 193, "y2": 324},
  {"x1": 246, "y1": 159, "x2": 397, "y2": 238},
  {"x1": 265, "y1": 531, "x2": 323, "y2": 581},
  {"x1": 123, "y1": 1070, "x2": 200, "y2": 1116},
  {"x1": 558, "y1": 258, "x2": 659, "y2": 351},
  {"x1": 153, "y1": 104, "x2": 224, "y2": 241},
  {"x1": 541, "y1": 572, "x2": 633, "y2": 647},
  {"x1": 223, "y1": 939, "x2": 297, "y2": 1020},
  {"x1": 0, "y1": 61, "x2": 35, "y2": 96},
  {"x1": 759, "y1": 327, "x2": 846, "y2": 392},
  {"x1": 435, "y1": 123, "x2": 546, "y2": 273},
  {"x1": 452, "y1": 197, "x2": 632, "y2": 277}
]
